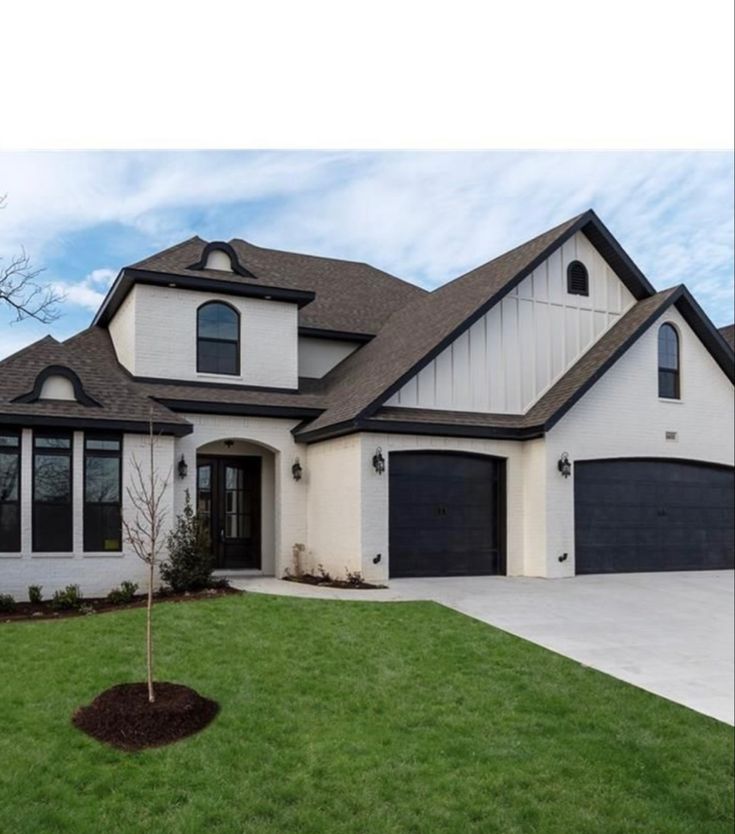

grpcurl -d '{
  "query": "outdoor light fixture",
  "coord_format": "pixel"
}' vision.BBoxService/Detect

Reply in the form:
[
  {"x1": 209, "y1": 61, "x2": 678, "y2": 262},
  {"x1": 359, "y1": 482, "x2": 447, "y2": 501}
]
[
  {"x1": 372, "y1": 447, "x2": 385, "y2": 475},
  {"x1": 557, "y1": 452, "x2": 572, "y2": 478},
  {"x1": 224, "y1": 439, "x2": 234, "y2": 448},
  {"x1": 291, "y1": 458, "x2": 303, "y2": 481},
  {"x1": 177, "y1": 454, "x2": 188, "y2": 479}
]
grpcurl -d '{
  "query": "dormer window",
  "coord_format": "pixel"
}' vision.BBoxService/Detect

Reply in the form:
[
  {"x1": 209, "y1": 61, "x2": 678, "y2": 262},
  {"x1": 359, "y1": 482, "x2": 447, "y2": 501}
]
[
  {"x1": 567, "y1": 260, "x2": 589, "y2": 296},
  {"x1": 197, "y1": 302, "x2": 240, "y2": 375},
  {"x1": 39, "y1": 374, "x2": 76, "y2": 401},
  {"x1": 11, "y1": 366, "x2": 101, "y2": 407},
  {"x1": 204, "y1": 248, "x2": 234, "y2": 272}
]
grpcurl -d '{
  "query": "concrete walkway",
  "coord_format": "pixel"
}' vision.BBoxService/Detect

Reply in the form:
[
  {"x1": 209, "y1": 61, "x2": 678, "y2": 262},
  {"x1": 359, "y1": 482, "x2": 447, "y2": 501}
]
[{"x1": 232, "y1": 571, "x2": 734, "y2": 724}]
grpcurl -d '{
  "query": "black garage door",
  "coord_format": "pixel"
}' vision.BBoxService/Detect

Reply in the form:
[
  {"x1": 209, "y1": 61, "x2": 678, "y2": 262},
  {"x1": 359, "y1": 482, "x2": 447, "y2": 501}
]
[
  {"x1": 575, "y1": 459, "x2": 735, "y2": 574},
  {"x1": 389, "y1": 451, "x2": 505, "y2": 577}
]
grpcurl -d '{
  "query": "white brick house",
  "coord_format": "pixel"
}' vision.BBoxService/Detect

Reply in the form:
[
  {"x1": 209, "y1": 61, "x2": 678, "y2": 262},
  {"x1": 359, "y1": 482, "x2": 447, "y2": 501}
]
[{"x1": 1, "y1": 211, "x2": 733, "y2": 596}]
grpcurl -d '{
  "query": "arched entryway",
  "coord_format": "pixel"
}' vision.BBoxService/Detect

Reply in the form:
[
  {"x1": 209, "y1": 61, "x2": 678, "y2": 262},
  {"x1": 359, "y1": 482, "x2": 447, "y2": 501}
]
[{"x1": 195, "y1": 438, "x2": 276, "y2": 573}]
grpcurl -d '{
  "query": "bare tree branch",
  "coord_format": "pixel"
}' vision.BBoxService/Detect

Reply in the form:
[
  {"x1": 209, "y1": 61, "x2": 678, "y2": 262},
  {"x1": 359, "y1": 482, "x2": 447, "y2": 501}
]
[{"x1": 0, "y1": 194, "x2": 65, "y2": 324}]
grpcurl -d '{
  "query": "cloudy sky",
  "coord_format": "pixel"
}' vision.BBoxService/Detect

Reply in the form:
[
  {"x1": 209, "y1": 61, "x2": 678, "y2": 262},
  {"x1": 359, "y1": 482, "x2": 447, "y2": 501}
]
[{"x1": 0, "y1": 150, "x2": 732, "y2": 359}]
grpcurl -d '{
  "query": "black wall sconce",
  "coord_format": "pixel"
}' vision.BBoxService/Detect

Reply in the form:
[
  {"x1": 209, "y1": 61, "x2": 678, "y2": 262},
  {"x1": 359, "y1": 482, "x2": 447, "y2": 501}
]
[
  {"x1": 372, "y1": 447, "x2": 385, "y2": 475},
  {"x1": 224, "y1": 439, "x2": 234, "y2": 448},
  {"x1": 291, "y1": 458, "x2": 303, "y2": 481},
  {"x1": 177, "y1": 454, "x2": 188, "y2": 479},
  {"x1": 557, "y1": 452, "x2": 572, "y2": 478}
]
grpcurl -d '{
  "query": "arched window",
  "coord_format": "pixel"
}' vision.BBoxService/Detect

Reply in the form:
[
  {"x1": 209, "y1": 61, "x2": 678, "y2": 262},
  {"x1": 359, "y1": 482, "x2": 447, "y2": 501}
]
[
  {"x1": 658, "y1": 323, "x2": 680, "y2": 399},
  {"x1": 567, "y1": 260, "x2": 589, "y2": 296},
  {"x1": 197, "y1": 302, "x2": 240, "y2": 375}
]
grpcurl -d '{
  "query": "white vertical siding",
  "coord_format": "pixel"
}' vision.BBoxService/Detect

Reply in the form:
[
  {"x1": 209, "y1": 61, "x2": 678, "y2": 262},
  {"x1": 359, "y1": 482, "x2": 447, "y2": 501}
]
[{"x1": 386, "y1": 231, "x2": 636, "y2": 414}]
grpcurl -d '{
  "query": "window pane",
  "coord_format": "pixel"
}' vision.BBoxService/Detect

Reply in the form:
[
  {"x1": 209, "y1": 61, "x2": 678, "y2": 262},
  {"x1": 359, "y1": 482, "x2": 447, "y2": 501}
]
[
  {"x1": 0, "y1": 453, "x2": 19, "y2": 502},
  {"x1": 0, "y1": 435, "x2": 20, "y2": 448},
  {"x1": 84, "y1": 503, "x2": 122, "y2": 552},
  {"x1": 0, "y1": 505, "x2": 20, "y2": 552},
  {"x1": 34, "y1": 504, "x2": 73, "y2": 552},
  {"x1": 35, "y1": 435, "x2": 71, "y2": 449},
  {"x1": 658, "y1": 325, "x2": 679, "y2": 370},
  {"x1": 198, "y1": 303, "x2": 238, "y2": 340},
  {"x1": 34, "y1": 455, "x2": 71, "y2": 502},
  {"x1": 198, "y1": 339, "x2": 238, "y2": 375},
  {"x1": 85, "y1": 456, "x2": 120, "y2": 503},
  {"x1": 85, "y1": 437, "x2": 121, "y2": 451},
  {"x1": 659, "y1": 369, "x2": 678, "y2": 399}
]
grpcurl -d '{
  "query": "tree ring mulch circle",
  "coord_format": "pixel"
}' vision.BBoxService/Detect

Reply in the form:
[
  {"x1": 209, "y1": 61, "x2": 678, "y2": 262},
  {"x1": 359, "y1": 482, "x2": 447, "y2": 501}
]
[{"x1": 72, "y1": 682, "x2": 219, "y2": 751}]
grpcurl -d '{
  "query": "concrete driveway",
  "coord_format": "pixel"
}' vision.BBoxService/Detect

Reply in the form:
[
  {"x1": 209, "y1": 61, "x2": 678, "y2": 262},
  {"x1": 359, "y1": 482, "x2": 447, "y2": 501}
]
[{"x1": 234, "y1": 571, "x2": 734, "y2": 724}]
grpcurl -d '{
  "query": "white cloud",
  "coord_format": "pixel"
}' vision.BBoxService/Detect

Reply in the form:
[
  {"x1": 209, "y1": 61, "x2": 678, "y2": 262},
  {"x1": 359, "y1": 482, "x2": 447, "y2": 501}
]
[{"x1": 52, "y1": 267, "x2": 116, "y2": 312}]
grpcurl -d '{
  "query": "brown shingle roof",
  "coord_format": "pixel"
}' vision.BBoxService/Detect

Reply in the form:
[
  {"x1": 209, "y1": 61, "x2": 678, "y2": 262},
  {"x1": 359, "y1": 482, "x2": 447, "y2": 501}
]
[
  {"x1": 719, "y1": 324, "x2": 734, "y2": 350},
  {"x1": 127, "y1": 236, "x2": 427, "y2": 336}
]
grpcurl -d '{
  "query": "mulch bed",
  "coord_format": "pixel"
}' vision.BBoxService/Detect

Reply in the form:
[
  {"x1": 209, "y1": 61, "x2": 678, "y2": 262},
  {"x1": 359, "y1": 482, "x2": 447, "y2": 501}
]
[
  {"x1": 284, "y1": 574, "x2": 387, "y2": 590},
  {"x1": 72, "y1": 682, "x2": 219, "y2": 751},
  {"x1": 1, "y1": 585, "x2": 240, "y2": 623}
]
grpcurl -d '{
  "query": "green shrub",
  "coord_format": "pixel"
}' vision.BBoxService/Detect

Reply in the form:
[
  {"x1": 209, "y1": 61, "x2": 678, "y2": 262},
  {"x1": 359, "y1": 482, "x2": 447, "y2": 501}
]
[
  {"x1": 106, "y1": 581, "x2": 139, "y2": 606},
  {"x1": 51, "y1": 585, "x2": 83, "y2": 611},
  {"x1": 27, "y1": 585, "x2": 43, "y2": 604},
  {"x1": 161, "y1": 490, "x2": 213, "y2": 593},
  {"x1": 0, "y1": 593, "x2": 17, "y2": 613}
]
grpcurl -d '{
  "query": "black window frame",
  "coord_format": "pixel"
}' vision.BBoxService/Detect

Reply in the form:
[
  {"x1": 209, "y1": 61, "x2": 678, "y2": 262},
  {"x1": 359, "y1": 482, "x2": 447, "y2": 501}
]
[
  {"x1": 566, "y1": 260, "x2": 590, "y2": 296},
  {"x1": 32, "y1": 430, "x2": 73, "y2": 553},
  {"x1": 83, "y1": 432, "x2": 123, "y2": 553},
  {"x1": 0, "y1": 429, "x2": 21, "y2": 553},
  {"x1": 196, "y1": 301, "x2": 241, "y2": 376},
  {"x1": 658, "y1": 323, "x2": 681, "y2": 399}
]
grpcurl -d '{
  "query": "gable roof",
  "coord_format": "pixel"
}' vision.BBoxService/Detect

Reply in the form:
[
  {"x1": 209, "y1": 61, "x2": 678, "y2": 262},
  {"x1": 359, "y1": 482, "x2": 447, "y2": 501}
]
[
  {"x1": 720, "y1": 324, "x2": 735, "y2": 350},
  {"x1": 328, "y1": 286, "x2": 734, "y2": 441},
  {"x1": 0, "y1": 329, "x2": 191, "y2": 435},
  {"x1": 94, "y1": 236, "x2": 427, "y2": 337},
  {"x1": 295, "y1": 210, "x2": 657, "y2": 441}
]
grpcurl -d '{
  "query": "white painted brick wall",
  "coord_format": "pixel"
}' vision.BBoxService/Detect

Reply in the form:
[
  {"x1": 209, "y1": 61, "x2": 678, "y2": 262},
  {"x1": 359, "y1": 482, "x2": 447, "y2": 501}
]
[
  {"x1": 109, "y1": 284, "x2": 299, "y2": 388},
  {"x1": 1, "y1": 431, "x2": 175, "y2": 599},
  {"x1": 546, "y1": 307, "x2": 735, "y2": 576}
]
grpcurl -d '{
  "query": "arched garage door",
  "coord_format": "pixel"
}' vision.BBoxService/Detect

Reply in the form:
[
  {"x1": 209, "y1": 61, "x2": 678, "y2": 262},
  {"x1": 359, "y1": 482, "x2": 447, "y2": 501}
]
[
  {"x1": 389, "y1": 451, "x2": 505, "y2": 577},
  {"x1": 575, "y1": 459, "x2": 735, "y2": 574}
]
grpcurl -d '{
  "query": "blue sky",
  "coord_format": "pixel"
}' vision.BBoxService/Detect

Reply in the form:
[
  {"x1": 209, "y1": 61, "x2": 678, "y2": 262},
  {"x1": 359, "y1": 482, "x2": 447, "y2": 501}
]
[{"x1": 0, "y1": 150, "x2": 732, "y2": 359}]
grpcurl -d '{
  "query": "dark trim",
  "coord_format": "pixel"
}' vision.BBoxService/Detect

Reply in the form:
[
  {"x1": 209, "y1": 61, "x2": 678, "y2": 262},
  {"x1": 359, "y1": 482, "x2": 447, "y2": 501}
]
[
  {"x1": 674, "y1": 287, "x2": 735, "y2": 382},
  {"x1": 92, "y1": 268, "x2": 315, "y2": 326},
  {"x1": 187, "y1": 241, "x2": 256, "y2": 278},
  {"x1": 296, "y1": 416, "x2": 543, "y2": 444},
  {"x1": 357, "y1": 209, "x2": 657, "y2": 424},
  {"x1": 196, "y1": 300, "x2": 241, "y2": 376},
  {"x1": 298, "y1": 326, "x2": 374, "y2": 343},
  {"x1": 153, "y1": 398, "x2": 323, "y2": 420},
  {"x1": 132, "y1": 375, "x2": 299, "y2": 394},
  {"x1": 12, "y1": 365, "x2": 101, "y2": 407},
  {"x1": 0, "y1": 413, "x2": 192, "y2": 437},
  {"x1": 574, "y1": 455, "x2": 735, "y2": 471},
  {"x1": 0, "y1": 427, "x2": 22, "y2": 553}
]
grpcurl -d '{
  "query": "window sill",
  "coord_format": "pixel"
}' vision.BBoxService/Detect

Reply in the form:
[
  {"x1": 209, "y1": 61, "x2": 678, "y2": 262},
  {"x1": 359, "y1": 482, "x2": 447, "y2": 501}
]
[
  {"x1": 659, "y1": 398, "x2": 684, "y2": 404},
  {"x1": 196, "y1": 373, "x2": 243, "y2": 382},
  {"x1": 31, "y1": 552, "x2": 75, "y2": 559},
  {"x1": 82, "y1": 552, "x2": 124, "y2": 559},
  {"x1": 0, "y1": 553, "x2": 22, "y2": 559}
]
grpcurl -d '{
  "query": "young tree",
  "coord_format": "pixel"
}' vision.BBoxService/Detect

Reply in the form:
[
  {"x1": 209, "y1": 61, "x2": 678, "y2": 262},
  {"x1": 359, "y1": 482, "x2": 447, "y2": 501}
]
[
  {"x1": 122, "y1": 418, "x2": 171, "y2": 703},
  {"x1": 1, "y1": 195, "x2": 64, "y2": 323}
]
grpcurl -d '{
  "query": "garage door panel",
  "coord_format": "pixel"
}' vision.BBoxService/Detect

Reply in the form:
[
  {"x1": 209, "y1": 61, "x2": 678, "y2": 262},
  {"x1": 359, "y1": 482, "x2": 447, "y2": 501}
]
[
  {"x1": 389, "y1": 452, "x2": 504, "y2": 578},
  {"x1": 575, "y1": 459, "x2": 734, "y2": 574}
]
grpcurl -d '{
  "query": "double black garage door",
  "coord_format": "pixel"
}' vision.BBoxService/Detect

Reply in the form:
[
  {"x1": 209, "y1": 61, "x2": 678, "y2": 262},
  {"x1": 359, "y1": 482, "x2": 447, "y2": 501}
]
[
  {"x1": 389, "y1": 452, "x2": 504, "y2": 577},
  {"x1": 575, "y1": 459, "x2": 735, "y2": 573}
]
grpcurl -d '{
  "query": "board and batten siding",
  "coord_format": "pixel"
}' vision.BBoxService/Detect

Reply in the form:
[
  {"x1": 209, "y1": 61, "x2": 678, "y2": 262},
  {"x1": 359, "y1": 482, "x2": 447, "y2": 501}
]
[{"x1": 386, "y1": 232, "x2": 636, "y2": 414}]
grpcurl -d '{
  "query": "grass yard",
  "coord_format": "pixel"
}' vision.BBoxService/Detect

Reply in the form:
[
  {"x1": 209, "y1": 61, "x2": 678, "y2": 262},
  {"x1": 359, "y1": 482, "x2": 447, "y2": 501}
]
[{"x1": 0, "y1": 593, "x2": 732, "y2": 834}]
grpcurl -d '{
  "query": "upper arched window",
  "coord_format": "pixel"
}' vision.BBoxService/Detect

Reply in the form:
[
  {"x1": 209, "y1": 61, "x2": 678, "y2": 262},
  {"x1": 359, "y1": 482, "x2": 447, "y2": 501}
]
[
  {"x1": 197, "y1": 302, "x2": 240, "y2": 375},
  {"x1": 658, "y1": 323, "x2": 680, "y2": 399},
  {"x1": 567, "y1": 260, "x2": 589, "y2": 296}
]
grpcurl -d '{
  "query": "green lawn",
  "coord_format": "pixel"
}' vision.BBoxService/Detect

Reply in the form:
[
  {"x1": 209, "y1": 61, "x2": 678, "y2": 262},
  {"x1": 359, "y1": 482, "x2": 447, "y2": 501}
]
[{"x1": 0, "y1": 593, "x2": 732, "y2": 834}]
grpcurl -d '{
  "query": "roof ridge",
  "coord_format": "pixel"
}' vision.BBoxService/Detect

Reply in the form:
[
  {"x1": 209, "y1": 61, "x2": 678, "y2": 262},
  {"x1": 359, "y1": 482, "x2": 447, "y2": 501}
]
[
  {"x1": 0, "y1": 334, "x2": 60, "y2": 368},
  {"x1": 127, "y1": 235, "x2": 205, "y2": 269}
]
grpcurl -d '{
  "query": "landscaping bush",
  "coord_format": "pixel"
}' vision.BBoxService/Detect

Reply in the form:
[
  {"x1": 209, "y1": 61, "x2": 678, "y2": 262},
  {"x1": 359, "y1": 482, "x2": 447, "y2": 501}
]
[
  {"x1": 27, "y1": 585, "x2": 43, "y2": 604},
  {"x1": 161, "y1": 491, "x2": 213, "y2": 593},
  {"x1": 51, "y1": 585, "x2": 83, "y2": 611},
  {"x1": 0, "y1": 593, "x2": 17, "y2": 613},
  {"x1": 106, "y1": 581, "x2": 139, "y2": 606}
]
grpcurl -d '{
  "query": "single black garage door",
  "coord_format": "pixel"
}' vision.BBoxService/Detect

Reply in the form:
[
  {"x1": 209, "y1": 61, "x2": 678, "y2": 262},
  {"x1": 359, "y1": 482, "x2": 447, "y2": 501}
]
[
  {"x1": 389, "y1": 451, "x2": 505, "y2": 577},
  {"x1": 575, "y1": 459, "x2": 735, "y2": 574}
]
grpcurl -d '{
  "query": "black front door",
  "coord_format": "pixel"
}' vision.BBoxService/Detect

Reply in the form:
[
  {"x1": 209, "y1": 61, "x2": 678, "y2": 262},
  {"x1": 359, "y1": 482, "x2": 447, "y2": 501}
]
[{"x1": 197, "y1": 456, "x2": 261, "y2": 569}]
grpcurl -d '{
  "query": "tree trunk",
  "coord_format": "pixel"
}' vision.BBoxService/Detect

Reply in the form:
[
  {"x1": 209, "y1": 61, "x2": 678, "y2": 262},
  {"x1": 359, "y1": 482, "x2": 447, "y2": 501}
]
[{"x1": 147, "y1": 558, "x2": 155, "y2": 703}]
